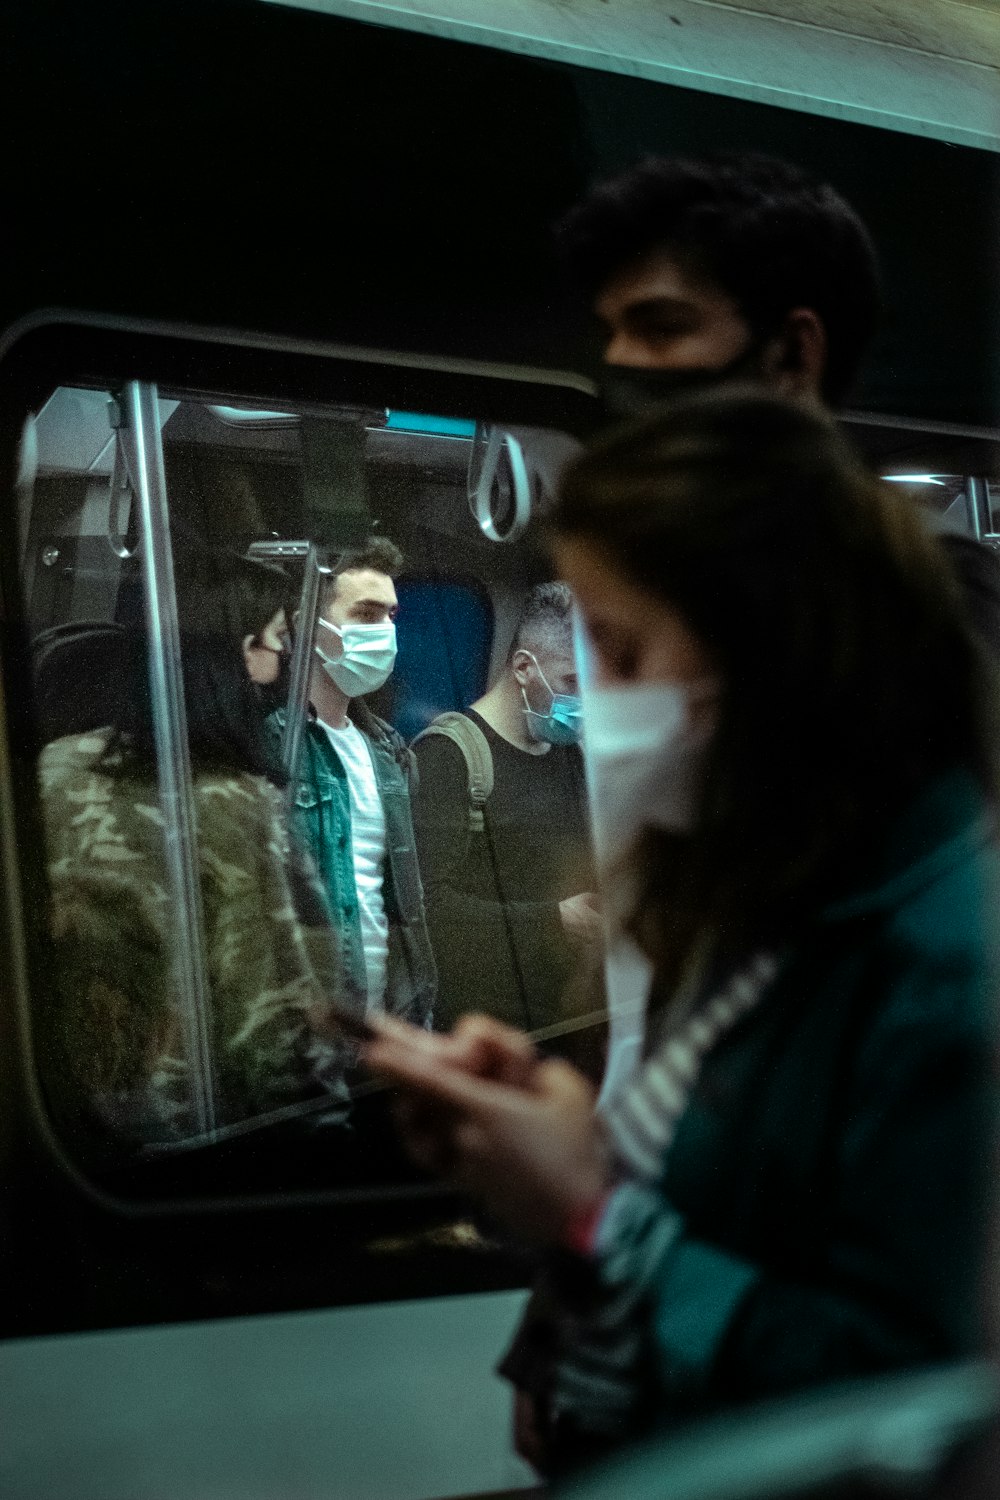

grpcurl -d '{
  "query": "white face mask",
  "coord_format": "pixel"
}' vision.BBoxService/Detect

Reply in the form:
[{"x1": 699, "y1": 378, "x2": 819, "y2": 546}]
[
  {"x1": 316, "y1": 618, "x2": 397, "y2": 698},
  {"x1": 583, "y1": 678, "x2": 717, "y2": 868}
]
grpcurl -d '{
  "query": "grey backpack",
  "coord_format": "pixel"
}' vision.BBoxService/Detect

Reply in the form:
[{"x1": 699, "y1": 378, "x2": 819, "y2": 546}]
[{"x1": 411, "y1": 712, "x2": 494, "y2": 834}]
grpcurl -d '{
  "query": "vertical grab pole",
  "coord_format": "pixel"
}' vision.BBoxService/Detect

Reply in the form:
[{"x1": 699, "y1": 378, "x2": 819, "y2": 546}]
[
  {"x1": 966, "y1": 477, "x2": 992, "y2": 542},
  {"x1": 126, "y1": 381, "x2": 217, "y2": 1139},
  {"x1": 282, "y1": 543, "x2": 324, "y2": 787}
]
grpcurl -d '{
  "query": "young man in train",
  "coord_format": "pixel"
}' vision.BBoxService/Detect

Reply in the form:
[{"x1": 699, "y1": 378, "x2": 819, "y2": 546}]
[
  {"x1": 272, "y1": 536, "x2": 436, "y2": 1034},
  {"x1": 410, "y1": 582, "x2": 601, "y2": 1045},
  {"x1": 558, "y1": 151, "x2": 1000, "y2": 650}
]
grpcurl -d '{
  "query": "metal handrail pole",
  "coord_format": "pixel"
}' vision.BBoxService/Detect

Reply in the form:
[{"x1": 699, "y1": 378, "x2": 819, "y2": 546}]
[
  {"x1": 966, "y1": 476, "x2": 992, "y2": 541},
  {"x1": 282, "y1": 542, "x2": 324, "y2": 787},
  {"x1": 126, "y1": 381, "x2": 217, "y2": 1139}
]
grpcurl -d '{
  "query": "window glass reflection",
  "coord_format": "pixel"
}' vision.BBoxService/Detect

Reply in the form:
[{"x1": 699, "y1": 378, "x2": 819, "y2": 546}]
[{"x1": 22, "y1": 387, "x2": 598, "y2": 1185}]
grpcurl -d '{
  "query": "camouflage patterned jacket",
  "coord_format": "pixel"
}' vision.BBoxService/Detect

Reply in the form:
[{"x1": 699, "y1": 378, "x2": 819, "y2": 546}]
[{"x1": 36, "y1": 730, "x2": 365, "y2": 1147}]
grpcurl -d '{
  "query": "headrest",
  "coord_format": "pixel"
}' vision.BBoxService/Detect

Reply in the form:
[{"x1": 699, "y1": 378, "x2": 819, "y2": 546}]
[{"x1": 32, "y1": 621, "x2": 137, "y2": 745}]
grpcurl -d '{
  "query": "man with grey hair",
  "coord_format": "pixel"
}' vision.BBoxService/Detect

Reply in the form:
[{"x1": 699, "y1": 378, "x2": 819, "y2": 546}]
[{"x1": 412, "y1": 582, "x2": 599, "y2": 1040}]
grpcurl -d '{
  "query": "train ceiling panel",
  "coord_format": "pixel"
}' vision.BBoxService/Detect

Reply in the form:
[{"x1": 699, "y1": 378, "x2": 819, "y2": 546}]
[{"x1": 34, "y1": 389, "x2": 179, "y2": 477}]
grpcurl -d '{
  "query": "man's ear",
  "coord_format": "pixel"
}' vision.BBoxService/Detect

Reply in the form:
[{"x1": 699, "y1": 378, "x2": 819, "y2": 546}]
[
  {"x1": 510, "y1": 649, "x2": 534, "y2": 686},
  {"x1": 768, "y1": 308, "x2": 827, "y2": 403}
]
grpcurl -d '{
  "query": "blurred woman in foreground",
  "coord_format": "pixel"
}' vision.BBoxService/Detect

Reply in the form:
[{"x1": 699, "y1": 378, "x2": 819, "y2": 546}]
[{"x1": 368, "y1": 390, "x2": 1000, "y2": 1477}]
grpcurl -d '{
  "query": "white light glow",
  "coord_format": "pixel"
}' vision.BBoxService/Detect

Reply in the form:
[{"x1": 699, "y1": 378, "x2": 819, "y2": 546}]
[{"x1": 882, "y1": 474, "x2": 947, "y2": 485}]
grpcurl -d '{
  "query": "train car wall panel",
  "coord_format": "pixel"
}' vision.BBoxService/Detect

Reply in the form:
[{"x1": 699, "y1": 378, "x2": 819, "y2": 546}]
[{"x1": 260, "y1": 0, "x2": 1000, "y2": 148}]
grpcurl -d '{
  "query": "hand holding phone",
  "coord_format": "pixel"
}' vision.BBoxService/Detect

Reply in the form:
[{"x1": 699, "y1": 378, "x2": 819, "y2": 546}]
[{"x1": 365, "y1": 1015, "x2": 609, "y2": 1243}]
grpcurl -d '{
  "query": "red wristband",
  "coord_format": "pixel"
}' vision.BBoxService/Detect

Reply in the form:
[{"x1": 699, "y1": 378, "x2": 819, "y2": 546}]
[{"x1": 561, "y1": 1192, "x2": 611, "y2": 1257}]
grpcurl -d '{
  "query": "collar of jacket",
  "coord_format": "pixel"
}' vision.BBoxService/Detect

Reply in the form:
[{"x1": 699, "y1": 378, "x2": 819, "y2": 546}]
[
  {"x1": 820, "y1": 769, "x2": 995, "y2": 924},
  {"x1": 272, "y1": 700, "x2": 410, "y2": 774},
  {"x1": 346, "y1": 697, "x2": 396, "y2": 752}
]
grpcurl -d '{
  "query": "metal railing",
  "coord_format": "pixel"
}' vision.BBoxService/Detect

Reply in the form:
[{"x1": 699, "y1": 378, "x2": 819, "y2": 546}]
[
  {"x1": 126, "y1": 380, "x2": 218, "y2": 1139},
  {"x1": 246, "y1": 539, "x2": 327, "y2": 788}
]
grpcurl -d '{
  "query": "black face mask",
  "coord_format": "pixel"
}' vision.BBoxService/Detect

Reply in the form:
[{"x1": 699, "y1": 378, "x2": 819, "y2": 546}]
[
  {"x1": 596, "y1": 339, "x2": 770, "y2": 425},
  {"x1": 255, "y1": 650, "x2": 292, "y2": 718}
]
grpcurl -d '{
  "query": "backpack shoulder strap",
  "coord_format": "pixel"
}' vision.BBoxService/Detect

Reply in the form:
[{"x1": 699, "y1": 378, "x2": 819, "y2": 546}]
[{"x1": 412, "y1": 712, "x2": 494, "y2": 833}]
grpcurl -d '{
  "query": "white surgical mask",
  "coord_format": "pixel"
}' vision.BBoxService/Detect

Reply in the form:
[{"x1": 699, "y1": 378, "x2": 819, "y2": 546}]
[
  {"x1": 316, "y1": 618, "x2": 397, "y2": 697},
  {"x1": 583, "y1": 678, "x2": 717, "y2": 868}
]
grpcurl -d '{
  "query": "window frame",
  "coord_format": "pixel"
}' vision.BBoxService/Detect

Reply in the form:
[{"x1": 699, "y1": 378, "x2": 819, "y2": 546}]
[{"x1": 0, "y1": 311, "x2": 599, "y2": 1218}]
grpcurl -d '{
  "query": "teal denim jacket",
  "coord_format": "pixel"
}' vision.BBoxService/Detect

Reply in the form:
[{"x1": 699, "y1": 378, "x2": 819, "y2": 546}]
[
  {"x1": 503, "y1": 770, "x2": 1000, "y2": 1460},
  {"x1": 269, "y1": 702, "x2": 436, "y2": 1026}
]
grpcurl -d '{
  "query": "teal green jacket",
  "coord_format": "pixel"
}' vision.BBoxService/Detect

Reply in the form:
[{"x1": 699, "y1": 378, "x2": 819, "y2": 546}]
[
  {"x1": 269, "y1": 702, "x2": 436, "y2": 1026},
  {"x1": 504, "y1": 771, "x2": 1000, "y2": 1449}
]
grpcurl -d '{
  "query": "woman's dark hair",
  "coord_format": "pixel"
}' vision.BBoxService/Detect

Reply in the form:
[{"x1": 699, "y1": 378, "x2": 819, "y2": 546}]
[
  {"x1": 116, "y1": 632, "x2": 285, "y2": 781},
  {"x1": 108, "y1": 554, "x2": 290, "y2": 783},
  {"x1": 555, "y1": 152, "x2": 882, "y2": 405},
  {"x1": 174, "y1": 549, "x2": 291, "y2": 645},
  {"x1": 107, "y1": 627, "x2": 283, "y2": 780},
  {"x1": 552, "y1": 388, "x2": 999, "y2": 987}
]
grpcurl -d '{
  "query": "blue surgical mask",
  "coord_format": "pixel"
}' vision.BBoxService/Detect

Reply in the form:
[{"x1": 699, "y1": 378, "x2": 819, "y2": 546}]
[{"x1": 521, "y1": 653, "x2": 582, "y2": 746}]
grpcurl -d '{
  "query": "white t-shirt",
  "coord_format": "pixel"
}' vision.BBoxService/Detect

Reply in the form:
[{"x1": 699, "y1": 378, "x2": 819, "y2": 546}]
[{"x1": 319, "y1": 718, "x2": 389, "y2": 1011}]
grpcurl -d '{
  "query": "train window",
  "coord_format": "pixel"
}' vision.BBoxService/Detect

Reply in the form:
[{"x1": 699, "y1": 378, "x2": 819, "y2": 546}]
[
  {"x1": 388, "y1": 576, "x2": 494, "y2": 741},
  {"x1": 880, "y1": 472, "x2": 1000, "y2": 551},
  {"x1": 10, "y1": 360, "x2": 600, "y2": 1207}
]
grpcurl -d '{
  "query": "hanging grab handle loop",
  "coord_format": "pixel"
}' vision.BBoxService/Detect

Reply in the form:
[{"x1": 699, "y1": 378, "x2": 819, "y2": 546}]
[{"x1": 467, "y1": 423, "x2": 532, "y2": 543}]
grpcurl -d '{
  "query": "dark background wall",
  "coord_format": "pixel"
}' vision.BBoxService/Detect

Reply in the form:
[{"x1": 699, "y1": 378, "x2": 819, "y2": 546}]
[{"x1": 2, "y1": 0, "x2": 998, "y2": 425}]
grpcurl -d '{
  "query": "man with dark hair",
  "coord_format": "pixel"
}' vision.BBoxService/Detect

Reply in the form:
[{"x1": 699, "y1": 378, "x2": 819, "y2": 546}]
[
  {"x1": 411, "y1": 582, "x2": 598, "y2": 1039},
  {"x1": 558, "y1": 149, "x2": 1000, "y2": 648},
  {"x1": 558, "y1": 151, "x2": 880, "y2": 409},
  {"x1": 272, "y1": 536, "x2": 435, "y2": 1028}
]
